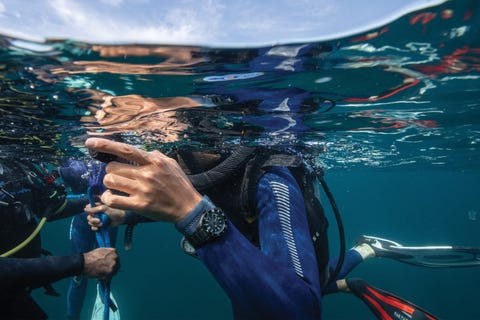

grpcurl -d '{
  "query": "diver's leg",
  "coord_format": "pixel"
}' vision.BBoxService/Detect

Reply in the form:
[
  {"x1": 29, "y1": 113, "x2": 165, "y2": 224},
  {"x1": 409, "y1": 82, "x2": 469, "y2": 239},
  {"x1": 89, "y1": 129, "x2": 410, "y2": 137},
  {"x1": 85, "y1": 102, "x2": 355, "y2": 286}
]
[
  {"x1": 67, "y1": 275, "x2": 87, "y2": 320},
  {"x1": 67, "y1": 213, "x2": 95, "y2": 319},
  {"x1": 322, "y1": 242, "x2": 375, "y2": 295}
]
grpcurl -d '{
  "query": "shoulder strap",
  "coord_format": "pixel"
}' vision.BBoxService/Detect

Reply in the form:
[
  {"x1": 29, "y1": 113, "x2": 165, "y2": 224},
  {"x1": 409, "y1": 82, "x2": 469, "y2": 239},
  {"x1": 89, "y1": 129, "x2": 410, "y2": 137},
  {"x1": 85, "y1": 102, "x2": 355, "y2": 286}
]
[{"x1": 240, "y1": 152, "x2": 308, "y2": 219}]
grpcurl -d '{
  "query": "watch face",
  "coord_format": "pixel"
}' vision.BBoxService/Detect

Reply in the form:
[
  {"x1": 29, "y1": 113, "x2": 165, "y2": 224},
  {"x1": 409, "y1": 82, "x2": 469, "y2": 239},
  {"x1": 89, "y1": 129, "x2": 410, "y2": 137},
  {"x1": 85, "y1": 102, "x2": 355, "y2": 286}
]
[{"x1": 203, "y1": 209, "x2": 227, "y2": 236}]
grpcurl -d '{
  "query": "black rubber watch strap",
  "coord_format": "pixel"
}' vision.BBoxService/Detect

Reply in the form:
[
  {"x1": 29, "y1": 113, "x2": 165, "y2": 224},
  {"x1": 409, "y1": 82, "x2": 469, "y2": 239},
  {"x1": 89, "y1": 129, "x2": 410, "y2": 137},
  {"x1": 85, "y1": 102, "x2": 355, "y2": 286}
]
[{"x1": 186, "y1": 227, "x2": 211, "y2": 248}]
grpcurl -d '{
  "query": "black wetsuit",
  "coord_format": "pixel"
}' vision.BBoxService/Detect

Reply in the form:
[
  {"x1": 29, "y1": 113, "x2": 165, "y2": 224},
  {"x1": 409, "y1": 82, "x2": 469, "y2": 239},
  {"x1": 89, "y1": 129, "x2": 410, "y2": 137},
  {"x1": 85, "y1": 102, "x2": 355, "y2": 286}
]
[
  {"x1": 0, "y1": 255, "x2": 84, "y2": 319},
  {"x1": 0, "y1": 158, "x2": 90, "y2": 319}
]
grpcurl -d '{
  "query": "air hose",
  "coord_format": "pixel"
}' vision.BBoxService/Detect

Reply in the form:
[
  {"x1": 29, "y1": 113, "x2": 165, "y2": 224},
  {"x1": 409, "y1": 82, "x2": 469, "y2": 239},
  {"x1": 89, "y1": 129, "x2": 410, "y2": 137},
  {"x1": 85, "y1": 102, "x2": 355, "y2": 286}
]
[
  {"x1": 318, "y1": 175, "x2": 345, "y2": 291},
  {"x1": 188, "y1": 146, "x2": 256, "y2": 190},
  {"x1": 0, "y1": 199, "x2": 68, "y2": 258},
  {"x1": 0, "y1": 217, "x2": 47, "y2": 257}
]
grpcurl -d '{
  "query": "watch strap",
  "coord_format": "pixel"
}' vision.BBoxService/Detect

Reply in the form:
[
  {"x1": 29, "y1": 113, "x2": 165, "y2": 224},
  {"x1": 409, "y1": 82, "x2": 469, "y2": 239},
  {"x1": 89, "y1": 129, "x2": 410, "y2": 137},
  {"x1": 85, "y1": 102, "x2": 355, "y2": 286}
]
[
  {"x1": 185, "y1": 227, "x2": 211, "y2": 248},
  {"x1": 175, "y1": 196, "x2": 215, "y2": 236}
]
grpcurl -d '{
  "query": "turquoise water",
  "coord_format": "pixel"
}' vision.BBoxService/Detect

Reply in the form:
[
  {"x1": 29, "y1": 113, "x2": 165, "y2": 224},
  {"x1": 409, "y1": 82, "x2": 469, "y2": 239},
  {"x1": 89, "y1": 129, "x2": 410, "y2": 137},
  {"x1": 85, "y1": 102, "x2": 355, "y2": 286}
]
[{"x1": 1, "y1": 0, "x2": 479, "y2": 319}]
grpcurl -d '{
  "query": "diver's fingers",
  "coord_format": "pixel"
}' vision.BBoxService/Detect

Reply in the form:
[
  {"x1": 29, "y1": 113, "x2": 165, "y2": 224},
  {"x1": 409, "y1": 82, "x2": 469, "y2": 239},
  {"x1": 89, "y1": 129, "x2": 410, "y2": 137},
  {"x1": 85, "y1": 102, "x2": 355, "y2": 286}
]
[
  {"x1": 85, "y1": 137, "x2": 152, "y2": 165},
  {"x1": 85, "y1": 203, "x2": 107, "y2": 214},
  {"x1": 102, "y1": 173, "x2": 137, "y2": 195},
  {"x1": 86, "y1": 215, "x2": 102, "y2": 231},
  {"x1": 104, "y1": 161, "x2": 141, "y2": 178},
  {"x1": 100, "y1": 189, "x2": 136, "y2": 212},
  {"x1": 88, "y1": 216, "x2": 102, "y2": 228},
  {"x1": 85, "y1": 202, "x2": 103, "y2": 208}
]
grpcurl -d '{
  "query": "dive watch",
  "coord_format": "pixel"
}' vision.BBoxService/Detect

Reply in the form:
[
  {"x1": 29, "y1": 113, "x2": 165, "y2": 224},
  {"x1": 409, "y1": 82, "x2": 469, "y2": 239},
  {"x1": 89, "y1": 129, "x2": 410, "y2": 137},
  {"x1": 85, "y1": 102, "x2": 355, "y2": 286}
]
[{"x1": 185, "y1": 207, "x2": 227, "y2": 248}]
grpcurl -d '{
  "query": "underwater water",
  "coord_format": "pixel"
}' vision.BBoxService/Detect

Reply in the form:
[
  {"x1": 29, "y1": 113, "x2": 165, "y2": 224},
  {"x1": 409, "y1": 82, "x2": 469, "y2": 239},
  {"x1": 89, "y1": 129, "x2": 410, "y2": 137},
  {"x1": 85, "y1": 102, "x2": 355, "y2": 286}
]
[{"x1": 0, "y1": 0, "x2": 479, "y2": 319}]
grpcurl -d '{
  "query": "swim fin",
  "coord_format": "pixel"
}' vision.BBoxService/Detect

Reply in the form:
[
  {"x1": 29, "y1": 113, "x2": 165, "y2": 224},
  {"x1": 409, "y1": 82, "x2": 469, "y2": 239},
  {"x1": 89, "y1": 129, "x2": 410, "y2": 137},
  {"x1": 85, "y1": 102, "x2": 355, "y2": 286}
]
[
  {"x1": 346, "y1": 278, "x2": 439, "y2": 320},
  {"x1": 358, "y1": 235, "x2": 480, "y2": 268},
  {"x1": 91, "y1": 283, "x2": 121, "y2": 320}
]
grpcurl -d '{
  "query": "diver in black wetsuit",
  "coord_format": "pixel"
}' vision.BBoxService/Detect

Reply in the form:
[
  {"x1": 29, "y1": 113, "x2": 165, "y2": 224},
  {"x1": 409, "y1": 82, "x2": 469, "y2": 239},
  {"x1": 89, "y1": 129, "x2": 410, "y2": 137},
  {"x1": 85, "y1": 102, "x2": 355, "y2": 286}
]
[{"x1": 0, "y1": 158, "x2": 119, "y2": 320}]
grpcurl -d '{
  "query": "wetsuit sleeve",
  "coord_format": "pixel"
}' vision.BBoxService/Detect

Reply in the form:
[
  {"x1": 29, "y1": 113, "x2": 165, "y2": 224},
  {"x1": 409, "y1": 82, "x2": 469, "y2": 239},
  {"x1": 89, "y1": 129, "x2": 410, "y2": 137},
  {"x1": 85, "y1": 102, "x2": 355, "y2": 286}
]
[
  {"x1": 0, "y1": 254, "x2": 84, "y2": 290},
  {"x1": 195, "y1": 167, "x2": 322, "y2": 319},
  {"x1": 47, "y1": 196, "x2": 90, "y2": 221}
]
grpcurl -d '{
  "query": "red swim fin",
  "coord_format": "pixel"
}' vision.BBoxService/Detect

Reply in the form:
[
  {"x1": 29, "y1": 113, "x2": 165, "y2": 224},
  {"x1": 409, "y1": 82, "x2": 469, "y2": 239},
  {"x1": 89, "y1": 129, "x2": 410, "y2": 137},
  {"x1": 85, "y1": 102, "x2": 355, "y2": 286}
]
[{"x1": 346, "y1": 278, "x2": 439, "y2": 320}]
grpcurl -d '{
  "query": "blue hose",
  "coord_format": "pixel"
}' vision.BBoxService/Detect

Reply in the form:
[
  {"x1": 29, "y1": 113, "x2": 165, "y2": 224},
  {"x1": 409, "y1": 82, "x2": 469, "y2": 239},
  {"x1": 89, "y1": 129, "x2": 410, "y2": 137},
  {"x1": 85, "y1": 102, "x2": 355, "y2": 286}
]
[{"x1": 87, "y1": 186, "x2": 111, "y2": 320}]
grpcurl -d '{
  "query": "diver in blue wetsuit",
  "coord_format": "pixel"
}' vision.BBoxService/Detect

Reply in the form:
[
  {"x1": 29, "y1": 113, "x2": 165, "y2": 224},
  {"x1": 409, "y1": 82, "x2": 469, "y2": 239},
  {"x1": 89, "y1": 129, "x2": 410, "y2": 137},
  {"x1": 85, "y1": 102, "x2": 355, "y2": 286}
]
[
  {"x1": 85, "y1": 138, "x2": 348, "y2": 318},
  {"x1": 59, "y1": 159, "x2": 119, "y2": 320}
]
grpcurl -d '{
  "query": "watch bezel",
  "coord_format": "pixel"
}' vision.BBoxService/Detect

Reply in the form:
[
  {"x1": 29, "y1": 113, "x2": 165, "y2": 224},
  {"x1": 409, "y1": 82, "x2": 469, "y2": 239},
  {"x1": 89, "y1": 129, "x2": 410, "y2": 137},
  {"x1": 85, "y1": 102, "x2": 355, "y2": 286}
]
[{"x1": 201, "y1": 208, "x2": 227, "y2": 237}]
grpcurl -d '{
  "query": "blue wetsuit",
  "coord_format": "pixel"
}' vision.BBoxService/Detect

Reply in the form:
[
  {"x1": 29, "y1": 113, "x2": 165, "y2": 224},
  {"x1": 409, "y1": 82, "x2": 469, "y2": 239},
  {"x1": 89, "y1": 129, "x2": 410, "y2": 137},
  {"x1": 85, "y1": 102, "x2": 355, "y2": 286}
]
[
  {"x1": 178, "y1": 167, "x2": 322, "y2": 318},
  {"x1": 60, "y1": 160, "x2": 118, "y2": 320},
  {"x1": 177, "y1": 166, "x2": 364, "y2": 319},
  {"x1": 67, "y1": 211, "x2": 93, "y2": 320},
  {"x1": 67, "y1": 211, "x2": 118, "y2": 320}
]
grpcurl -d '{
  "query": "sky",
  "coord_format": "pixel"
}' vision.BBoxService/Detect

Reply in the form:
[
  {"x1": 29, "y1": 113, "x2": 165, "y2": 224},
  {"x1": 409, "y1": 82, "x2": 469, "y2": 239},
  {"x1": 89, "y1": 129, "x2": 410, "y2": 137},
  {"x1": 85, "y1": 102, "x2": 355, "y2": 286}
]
[{"x1": 0, "y1": 0, "x2": 447, "y2": 47}]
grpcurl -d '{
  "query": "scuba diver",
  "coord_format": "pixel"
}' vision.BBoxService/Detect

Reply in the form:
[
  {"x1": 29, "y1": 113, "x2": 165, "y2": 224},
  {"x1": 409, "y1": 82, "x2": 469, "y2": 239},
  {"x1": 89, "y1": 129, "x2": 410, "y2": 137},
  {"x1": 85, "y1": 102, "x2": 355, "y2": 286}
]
[
  {"x1": 86, "y1": 139, "x2": 327, "y2": 319},
  {"x1": 0, "y1": 157, "x2": 120, "y2": 320},
  {"x1": 85, "y1": 137, "x2": 480, "y2": 319},
  {"x1": 58, "y1": 159, "x2": 121, "y2": 320}
]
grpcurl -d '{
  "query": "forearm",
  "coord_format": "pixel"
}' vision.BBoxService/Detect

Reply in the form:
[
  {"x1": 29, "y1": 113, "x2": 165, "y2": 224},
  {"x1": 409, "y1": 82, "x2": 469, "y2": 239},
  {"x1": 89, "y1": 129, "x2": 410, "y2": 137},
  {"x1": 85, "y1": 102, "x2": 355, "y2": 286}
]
[
  {"x1": 47, "y1": 196, "x2": 89, "y2": 221},
  {"x1": 0, "y1": 254, "x2": 84, "y2": 290}
]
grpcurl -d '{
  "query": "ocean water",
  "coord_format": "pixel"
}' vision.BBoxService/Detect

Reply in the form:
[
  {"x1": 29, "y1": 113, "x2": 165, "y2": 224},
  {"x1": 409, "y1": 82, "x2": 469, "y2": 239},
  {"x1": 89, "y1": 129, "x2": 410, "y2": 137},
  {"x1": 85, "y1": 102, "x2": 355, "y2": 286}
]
[{"x1": 1, "y1": 0, "x2": 479, "y2": 319}]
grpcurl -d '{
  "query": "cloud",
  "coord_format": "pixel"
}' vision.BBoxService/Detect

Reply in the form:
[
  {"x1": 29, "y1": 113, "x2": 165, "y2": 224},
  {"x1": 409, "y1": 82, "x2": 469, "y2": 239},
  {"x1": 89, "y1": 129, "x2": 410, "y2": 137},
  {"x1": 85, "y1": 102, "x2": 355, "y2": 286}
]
[
  {"x1": 0, "y1": 0, "x2": 448, "y2": 46},
  {"x1": 100, "y1": 0, "x2": 123, "y2": 6},
  {"x1": 42, "y1": 0, "x2": 226, "y2": 44},
  {"x1": 49, "y1": 0, "x2": 92, "y2": 27}
]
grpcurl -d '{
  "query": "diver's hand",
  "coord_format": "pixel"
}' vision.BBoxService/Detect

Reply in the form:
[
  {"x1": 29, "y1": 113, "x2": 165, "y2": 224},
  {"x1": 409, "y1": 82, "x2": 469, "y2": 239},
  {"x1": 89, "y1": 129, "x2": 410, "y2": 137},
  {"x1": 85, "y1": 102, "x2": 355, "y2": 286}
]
[
  {"x1": 85, "y1": 138, "x2": 202, "y2": 223},
  {"x1": 82, "y1": 248, "x2": 120, "y2": 279},
  {"x1": 85, "y1": 203, "x2": 126, "y2": 231}
]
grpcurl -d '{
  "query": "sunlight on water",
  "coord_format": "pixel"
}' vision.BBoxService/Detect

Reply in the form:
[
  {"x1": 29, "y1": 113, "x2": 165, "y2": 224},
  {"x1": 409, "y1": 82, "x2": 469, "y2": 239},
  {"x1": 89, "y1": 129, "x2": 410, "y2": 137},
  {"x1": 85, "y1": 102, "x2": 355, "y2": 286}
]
[{"x1": 0, "y1": 1, "x2": 478, "y2": 170}]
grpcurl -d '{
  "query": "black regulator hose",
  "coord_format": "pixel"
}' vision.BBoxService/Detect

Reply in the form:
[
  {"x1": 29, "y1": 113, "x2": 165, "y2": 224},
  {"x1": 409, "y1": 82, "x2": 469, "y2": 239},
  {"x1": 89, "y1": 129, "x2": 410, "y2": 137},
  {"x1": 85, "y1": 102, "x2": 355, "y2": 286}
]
[
  {"x1": 89, "y1": 145, "x2": 256, "y2": 191},
  {"x1": 188, "y1": 146, "x2": 256, "y2": 190},
  {"x1": 318, "y1": 175, "x2": 346, "y2": 291}
]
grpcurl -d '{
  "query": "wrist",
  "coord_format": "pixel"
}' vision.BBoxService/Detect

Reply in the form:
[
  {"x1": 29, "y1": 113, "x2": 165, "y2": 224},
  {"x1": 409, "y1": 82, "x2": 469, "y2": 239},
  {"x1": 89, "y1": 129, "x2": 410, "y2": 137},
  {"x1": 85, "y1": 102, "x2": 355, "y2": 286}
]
[
  {"x1": 81, "y1": 252, "x2": 93, "y2": 276},
  {"x1": 77, "y1": 253, "x2": 85, "y2": 275},
  {"x1": 173, "y1": 192, "x2": 203, "y2": 223},
  {"x1": 175, "y1": 196, "x2": 215, "y2": 236}
]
